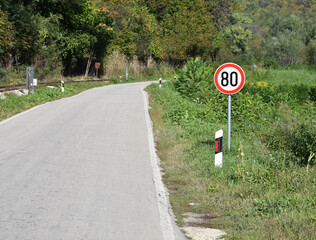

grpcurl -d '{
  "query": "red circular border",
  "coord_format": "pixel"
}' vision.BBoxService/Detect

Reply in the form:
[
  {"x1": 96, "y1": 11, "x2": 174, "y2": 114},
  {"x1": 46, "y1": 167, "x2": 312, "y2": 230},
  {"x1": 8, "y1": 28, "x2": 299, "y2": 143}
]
[{"x1": 214, "y1": 63, "x2": 245, "y2": 94}]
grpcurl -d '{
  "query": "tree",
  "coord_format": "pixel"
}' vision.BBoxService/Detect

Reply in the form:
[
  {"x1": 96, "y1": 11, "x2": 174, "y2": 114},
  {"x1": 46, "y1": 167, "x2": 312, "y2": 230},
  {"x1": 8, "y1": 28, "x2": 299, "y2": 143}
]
[
  {"x1": 105, "y1": 1, "x2": 158, "y2": 62},
  {"x1": 0, "y1": 10, "x2": 15, "y2": 68},
  {"x1": 306, "y1": 39, "x2": 316, "y2": 64},
  {"x1": 264, "y1": 31, "x2": 305, "y2": 65},
  {"x1": 35, "y1": 0, "x2": 114, "y2": 76},
  {"x1": 159, "y1": 0, "x2": 220, "y2": 62},
  {"x1": 224, "y1": 12, "x2": 252, "y2": 55}
]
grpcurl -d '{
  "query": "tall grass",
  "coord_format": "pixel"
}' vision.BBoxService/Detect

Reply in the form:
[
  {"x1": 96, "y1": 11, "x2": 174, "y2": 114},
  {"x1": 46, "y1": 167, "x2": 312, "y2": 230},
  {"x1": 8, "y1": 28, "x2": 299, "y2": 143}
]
[
  {"x1": 244, "y1": 65, "x2": 316, "y2": 86},
  {"x1": 0, "y1": 60, "x2": 63, "y2": 86},
  {"x1": 103, "y1": 50, "x2": 176, "y2": 80}
]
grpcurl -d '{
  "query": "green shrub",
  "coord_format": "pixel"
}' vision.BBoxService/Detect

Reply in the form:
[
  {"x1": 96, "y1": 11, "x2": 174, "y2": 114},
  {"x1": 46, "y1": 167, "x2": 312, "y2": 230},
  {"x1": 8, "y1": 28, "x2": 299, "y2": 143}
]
[
  {"x1": 309, "y1": 86, "x2": 316, "y2": 101},
  {"x1": 174, "y1": 57, "x2": 214, "y2": 101},
  {"x1": 263, "y1": 57, "x2": 280, "y2": 69},
  {"x1": 288, "y1": 123, "x2": 316, "y2": 165},
  {"x1": 171, "y1": 59, "x2": 315, "y2": 165},
  {"x1": 264, "y1": 105, "x2": 315, "y2": 165},
  {"x1": 147, "y1": 67, "x2": 316, "y2": 240}
]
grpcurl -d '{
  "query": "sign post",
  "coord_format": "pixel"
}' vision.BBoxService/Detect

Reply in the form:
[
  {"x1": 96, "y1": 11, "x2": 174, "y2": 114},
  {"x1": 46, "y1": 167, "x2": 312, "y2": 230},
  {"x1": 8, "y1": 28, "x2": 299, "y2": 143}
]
[
  {"x1": 125, "y1": 66, "x2": 129, "y2": 81},
  {"x1": 26, "y1": 67, "x2": 33, "y2": 95},
  {"x1": 214, "y1": 63, "x2": 245, "y2": 151},
  {"x1": 228, "y1": 95, "x2": 231, "y2": 150},
  {"x1": 95, "y1": 62, "x2": 100, "y2": 77}
]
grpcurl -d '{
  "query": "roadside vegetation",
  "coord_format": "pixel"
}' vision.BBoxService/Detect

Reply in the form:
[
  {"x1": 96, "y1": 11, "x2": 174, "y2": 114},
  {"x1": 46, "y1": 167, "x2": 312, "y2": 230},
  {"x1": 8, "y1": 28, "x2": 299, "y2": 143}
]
[
  {"x1": 0, "y1": 74, "x2": 165, "y2": 122},
  {"x1": 0, "y1": 82, "x2": 109, "y2": 121},
  {"x1": 147, "y1": 59, "x2": 315, "y2": 239},
  {"x1": 1, "y1": 1, "x2": 315, "y2": 238},
  {"x1": 1, "y1": 1, "x2": 315, "y2": 84}
]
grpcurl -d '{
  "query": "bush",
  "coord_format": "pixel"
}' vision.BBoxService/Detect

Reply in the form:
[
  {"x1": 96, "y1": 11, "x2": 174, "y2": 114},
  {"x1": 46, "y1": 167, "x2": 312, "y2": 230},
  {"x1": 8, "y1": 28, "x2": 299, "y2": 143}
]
[
  {"x1": 174, "y1": 57, "x2": 214, "y2": 101},
  {"x1": 263, "y1": 57, "x2": 280, "y2": 69},
  {"x1": 288, "y1": 123, "x2": 316, "y2": 165},
  {"x1": 172, "y1": 58, "x2": 315, "y2": 166},
  {"x1": 264, "y1": 105, "x2": 316, "y2": 165},
  {"x1": 309, "y1": 86, "x2": 316, "y2": 101}
]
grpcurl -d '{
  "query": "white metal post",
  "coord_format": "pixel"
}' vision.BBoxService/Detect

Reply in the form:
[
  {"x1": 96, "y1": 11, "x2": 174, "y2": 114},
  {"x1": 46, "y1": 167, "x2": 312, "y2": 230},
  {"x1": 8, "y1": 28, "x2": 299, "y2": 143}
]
[{"x1": 228, "y1": 95, "x2": 231, "y2": 151}]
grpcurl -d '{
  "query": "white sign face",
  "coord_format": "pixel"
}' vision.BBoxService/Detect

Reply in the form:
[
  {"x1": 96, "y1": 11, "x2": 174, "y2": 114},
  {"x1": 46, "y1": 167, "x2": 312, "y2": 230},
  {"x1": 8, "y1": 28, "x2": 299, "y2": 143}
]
[{"x1": 214, "y1": 63, "x2": 245, "y2": 95}]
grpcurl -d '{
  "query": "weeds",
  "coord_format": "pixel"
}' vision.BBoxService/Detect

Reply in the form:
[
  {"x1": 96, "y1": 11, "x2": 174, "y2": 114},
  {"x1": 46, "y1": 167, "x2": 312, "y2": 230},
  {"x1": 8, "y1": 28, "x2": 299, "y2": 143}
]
[{"x1": 147, "y1": 65, "x2": 316, "y2": 239}]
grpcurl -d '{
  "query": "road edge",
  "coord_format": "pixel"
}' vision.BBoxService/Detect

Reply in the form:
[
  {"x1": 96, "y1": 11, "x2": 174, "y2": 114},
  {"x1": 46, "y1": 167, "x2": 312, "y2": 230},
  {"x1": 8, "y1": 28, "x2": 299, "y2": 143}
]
[{"x1": 142, "y1": 89, "x2": 178, "y2": 240}]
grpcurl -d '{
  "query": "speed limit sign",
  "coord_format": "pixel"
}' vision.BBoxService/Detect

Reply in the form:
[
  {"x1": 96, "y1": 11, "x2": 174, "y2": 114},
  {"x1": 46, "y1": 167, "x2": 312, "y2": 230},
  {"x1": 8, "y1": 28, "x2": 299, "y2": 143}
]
[
  {"x1": 214, "y1": 63, "x2": 245, "y2": 95},
  {"x1": 213, "y1": 63, "x2": 246, "y2": 154}
]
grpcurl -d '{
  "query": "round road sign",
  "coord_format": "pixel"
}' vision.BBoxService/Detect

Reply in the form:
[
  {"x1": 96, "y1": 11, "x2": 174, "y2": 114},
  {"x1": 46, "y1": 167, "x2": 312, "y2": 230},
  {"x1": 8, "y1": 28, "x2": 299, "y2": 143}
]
[{"x1": 214, "y1": 63, "x2": 245, "y2": 94}]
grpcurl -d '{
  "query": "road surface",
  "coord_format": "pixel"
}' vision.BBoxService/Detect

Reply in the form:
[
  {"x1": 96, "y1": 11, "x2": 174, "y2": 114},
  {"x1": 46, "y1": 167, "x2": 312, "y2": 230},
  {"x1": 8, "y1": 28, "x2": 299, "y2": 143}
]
[{"x1": 0, "y1": 82, "x2": 186, "y2": 240}]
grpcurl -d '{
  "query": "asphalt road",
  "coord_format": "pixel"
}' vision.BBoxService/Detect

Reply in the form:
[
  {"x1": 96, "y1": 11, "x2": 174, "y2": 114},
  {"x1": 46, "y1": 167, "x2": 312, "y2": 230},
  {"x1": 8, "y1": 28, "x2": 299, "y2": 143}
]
[{"x1": 0, "y1": 82, "x2": 186, "y2": 240}]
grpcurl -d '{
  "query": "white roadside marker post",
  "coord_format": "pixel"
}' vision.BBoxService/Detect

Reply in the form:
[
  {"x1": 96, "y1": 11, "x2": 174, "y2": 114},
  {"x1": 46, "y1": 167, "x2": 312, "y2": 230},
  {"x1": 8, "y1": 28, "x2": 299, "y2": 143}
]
[
  {"x1": 61, "y1": 81, "x2": 64, "y2": 92},
  {"x1": 215, "y1": 130, "x2": 223, "y2": 167},
  {"x1": 159, "y1": 78, "x2": 162, "y2": 88}
]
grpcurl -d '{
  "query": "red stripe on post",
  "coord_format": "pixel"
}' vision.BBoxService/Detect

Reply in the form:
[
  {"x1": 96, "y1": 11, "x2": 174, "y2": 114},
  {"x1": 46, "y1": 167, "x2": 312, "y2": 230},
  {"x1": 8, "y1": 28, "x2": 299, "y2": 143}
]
[{"x1": 215, "y1": 140, "x2": 218, "y2": 153}]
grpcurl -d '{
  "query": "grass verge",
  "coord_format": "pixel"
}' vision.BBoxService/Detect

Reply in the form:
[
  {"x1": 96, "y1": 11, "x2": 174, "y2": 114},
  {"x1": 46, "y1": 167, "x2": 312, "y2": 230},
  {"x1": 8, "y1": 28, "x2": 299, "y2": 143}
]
[
  {"x1": 147, "y1": 81, "x2": 315, "y2": 240},
  {"x1": 0, "y1": 76, "x2": 165, "y2": 122},
  {"x1": 0, "y1": 81, "x2": 109, "y2": 121}
]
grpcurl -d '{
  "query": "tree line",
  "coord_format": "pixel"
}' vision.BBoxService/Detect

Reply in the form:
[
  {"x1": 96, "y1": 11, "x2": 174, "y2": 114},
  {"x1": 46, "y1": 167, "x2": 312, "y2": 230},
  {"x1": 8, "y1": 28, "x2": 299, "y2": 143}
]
[{"x1": 0, "y1": 0, "x2": 315, "y2": 82}]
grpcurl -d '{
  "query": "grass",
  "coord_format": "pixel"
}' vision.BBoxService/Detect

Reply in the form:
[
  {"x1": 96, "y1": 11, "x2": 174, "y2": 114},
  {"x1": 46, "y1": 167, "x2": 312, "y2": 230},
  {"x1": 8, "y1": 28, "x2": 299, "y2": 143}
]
[
  {"x1": 108, "y1": 74, "x2": 174, "y2": 84},
  {"x1": 244, "y1": 66, "x2": 316, "y2": 86},
  {"x1": 0, "y1": 75, "x2": 170, "y2": 122},
  {"x1": 146, "y1": 68, "x2": 315, "y2": 240},
  {"x1": 0, "y1": 81, "x2": 109, "y2": 121},
  {"x1": 0, "y1": 72, "x2": 172, "y2": 122}
]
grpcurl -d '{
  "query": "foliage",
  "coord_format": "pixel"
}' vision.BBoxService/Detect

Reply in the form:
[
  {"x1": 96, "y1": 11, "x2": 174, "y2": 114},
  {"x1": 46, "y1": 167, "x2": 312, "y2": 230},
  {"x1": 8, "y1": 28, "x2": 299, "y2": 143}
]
[
  {"x1": 224, "y1": 12, "x2": 253, "y2": 55},
  {"x1": 103, "y1": 0, "x2": 235, "y2": 63},
  {"x1": 158, "y1": 0, "x2": 220, "y2": 61},
  {"x1": 173, "y1": 59, "x2": 316, "y2": 165},
  {"x1": 107, "y1": 3, "x2": 158, "y2": 61},
  {"x1": 147, "y1": 72, "x2": 316, "y2": 239},
  {"x1": 242, "y1": 0, "x2": 316, "y2": 65},
  {"x1": 174, "y1": 58, "x2": 214, "y2": 101},
  {"x1": 0, "y1": 0, "x2": 114, "y2": 82},
  {"x1": 0, "y1": 10, "x2": 14, "y2": 68},
  {"x1": 1, "y1": 0, "x2": 316, "y2": 83}
]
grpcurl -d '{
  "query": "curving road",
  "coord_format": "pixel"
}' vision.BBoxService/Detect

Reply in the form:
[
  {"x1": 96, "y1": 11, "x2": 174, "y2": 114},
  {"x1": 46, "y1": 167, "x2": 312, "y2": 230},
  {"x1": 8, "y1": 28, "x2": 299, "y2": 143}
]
[{"x1": 0, "y1": 82, "x2": 186, "y2": 240}]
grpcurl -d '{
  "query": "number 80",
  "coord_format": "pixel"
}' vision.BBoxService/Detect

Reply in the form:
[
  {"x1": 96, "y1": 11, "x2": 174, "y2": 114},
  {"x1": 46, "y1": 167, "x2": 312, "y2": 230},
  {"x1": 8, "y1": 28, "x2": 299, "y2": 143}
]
[{"x1": 221, "y1": 71, "x2": 238, "y2": 87}]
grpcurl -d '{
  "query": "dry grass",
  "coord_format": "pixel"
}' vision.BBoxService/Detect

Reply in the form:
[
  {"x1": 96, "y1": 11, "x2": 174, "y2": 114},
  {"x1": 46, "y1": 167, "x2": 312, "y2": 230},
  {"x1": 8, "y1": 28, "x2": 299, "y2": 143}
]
[
  {"x1": 103, "y1": 51, "x2": 175, "y2": 80},
  {"x1": 104, "y1": 51, "x2": 155, "y2": 78},
  {"x1": 103, "y1": 51, "x2": 128, "y2": 78},
  {"x1": 148, "y1": 91, "x2": 224, "y2": 228}
]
